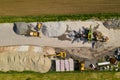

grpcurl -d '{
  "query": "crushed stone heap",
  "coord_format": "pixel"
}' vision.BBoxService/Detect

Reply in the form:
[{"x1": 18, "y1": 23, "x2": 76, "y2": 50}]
[{"x1": 42, "y1": 22, "x2": 67, "y2": 37}]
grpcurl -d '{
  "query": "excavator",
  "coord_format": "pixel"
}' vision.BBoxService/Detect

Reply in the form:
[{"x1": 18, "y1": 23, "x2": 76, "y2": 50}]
[
  {"x1": 44, "y1": 51, "x2": 67, "y2": 59},
  {"x1": 88, "y1": 25, "x2": 93, "y2": 41}
]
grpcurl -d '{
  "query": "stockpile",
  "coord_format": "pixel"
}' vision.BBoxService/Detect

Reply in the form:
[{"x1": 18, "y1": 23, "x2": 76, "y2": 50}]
[
  {"x1": 103, "y1": 19, "x2": 120, "y2": 29},
  {"x1": 0, "y1": 46, "x2": 54, "y2": 73},
  {"x1": 42, "y1": 22, "x2": 67, "y2": 37}
]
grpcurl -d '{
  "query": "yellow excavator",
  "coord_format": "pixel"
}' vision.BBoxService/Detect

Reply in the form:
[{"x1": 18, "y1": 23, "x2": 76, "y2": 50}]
[{"x1": 44, "y1": 51, "x2": 67, "y2": 59}]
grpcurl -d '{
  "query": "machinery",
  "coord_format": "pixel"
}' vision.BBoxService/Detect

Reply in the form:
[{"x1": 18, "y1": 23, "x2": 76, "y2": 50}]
[
  {"x1": 93, "y1": 31, "x2": 109, "y2": 42},
  {"x1": 37, "y1": 22, "x2": 42, "y2": 31},
  {"x1": 88, "y1": 26, "x2": 93, "y2": 41},
  {"x1": 80, "y1": 61, "x2": 85, "y2": 71},
  {"x1": 14, "y1": 22, "x2": 42, "y2": 37},
  {"x1": 26, "y1": 23, "x2": 42, "y2": 37},
  {"x1": 27, "y1": 31, "x2": 40, "y2": 37},
  {"x1": 45, "y1": 51, "x2": 67, "y2": 59},
  {"x1": 114, "y1": 48, "x2": 120, "y2": 61}
]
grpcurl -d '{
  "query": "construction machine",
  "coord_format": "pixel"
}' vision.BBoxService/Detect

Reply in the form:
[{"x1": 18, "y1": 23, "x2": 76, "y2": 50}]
[
  {"x1": 88, "y1": 25, "x2": 93, "y2": 41},
  {"x1": 25, "y1": 23, "x2": 42, "y2": 37},
  {"x1": 35, "y1": 22, "x2": 42, "y2": 31},
  {"x1": 27, "y1": 30, "x2": 40, "y2": 37},
  {"x1": 44, "y1": 51, "x2": 67, "y2": 59},
  {"x1": 93, "y1": 31, "x2": 109, "y2": 42},
  {"x1": 80, "y1": 61, "x2": 85, "y2": 71}
]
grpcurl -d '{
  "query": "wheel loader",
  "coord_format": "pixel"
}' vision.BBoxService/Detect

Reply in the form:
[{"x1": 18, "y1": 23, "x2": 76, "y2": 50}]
[
  {"x1": 25, "y1": 23, "x2": 42, "y2": 37},
  {"x1": 93, "y1": 31, "x2": 109, "y2": 42},
  {"x1": 27, "y1": 30, "x2": 40, "y2": 37}
]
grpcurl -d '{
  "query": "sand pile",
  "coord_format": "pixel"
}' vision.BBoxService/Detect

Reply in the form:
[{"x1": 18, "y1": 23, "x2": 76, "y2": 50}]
[{"x1": 0, "y1": 46, "x2": 53, "y2": 73}]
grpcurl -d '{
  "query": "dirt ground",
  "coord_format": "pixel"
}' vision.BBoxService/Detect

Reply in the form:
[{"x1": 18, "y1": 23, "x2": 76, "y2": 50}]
[
  {"x1": 0, "y1": 0, "x2": 120, "y2": 16},
  {"x1": 0, "y1": 20, "x2": 120, "y2": 69}
]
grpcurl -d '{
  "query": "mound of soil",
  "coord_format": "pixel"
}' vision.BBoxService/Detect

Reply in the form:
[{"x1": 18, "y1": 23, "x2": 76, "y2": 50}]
[{"x1": 0, "y1": 46, "x2": 52, "y2": 73}]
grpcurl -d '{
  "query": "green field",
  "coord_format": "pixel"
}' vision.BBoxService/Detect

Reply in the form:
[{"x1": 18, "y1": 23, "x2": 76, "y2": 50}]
[
  {"x1": 0, "y1": 71, "x2": 120, "y2": 80},
  {"x1": 0, "y1": 0, "x2": 120, "y2": 16}
]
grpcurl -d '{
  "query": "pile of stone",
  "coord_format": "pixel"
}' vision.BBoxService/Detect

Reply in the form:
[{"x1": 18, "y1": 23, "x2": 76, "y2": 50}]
[
  {"x1": 13, "y1": 22, "x2": 29, "y2": 35},
  {"x1": 42, "y1": 22, "x2": 67, "y2": 37},
  {"x1": 13, "y1": 22, "x2": 39, "y2": 35},
  {"x1": 13, "y1": 22, "x2": 68, "y2": 38},
  {"x1": 103, "y1": 19, "x2": 120, "y2": 29}
]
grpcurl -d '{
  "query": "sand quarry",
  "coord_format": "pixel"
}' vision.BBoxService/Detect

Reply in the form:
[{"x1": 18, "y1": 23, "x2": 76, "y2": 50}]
[{"x1": 0, "y1": 20, "x2": 120, "y2": 72}]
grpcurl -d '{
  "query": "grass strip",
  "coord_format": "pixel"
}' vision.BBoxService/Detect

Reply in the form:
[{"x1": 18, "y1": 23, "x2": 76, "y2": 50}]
[
  {"x1": 0, "y1": 13, "x2": 120, "y2": 23},
  {"x1": 0, "y1": 71, "x2": 119, "y2": 80}
]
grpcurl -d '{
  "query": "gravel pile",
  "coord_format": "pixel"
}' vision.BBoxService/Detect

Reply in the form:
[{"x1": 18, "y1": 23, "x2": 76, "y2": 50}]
[
  {"x1": 103, "y1": 19, "x2": 120, "y2": 29},
  {"x1": 13, "y1": 22, "x2": 28, "y2": 35},
  {"x1": 42, "y1": 22, "x2": 67, "y2": 37}
]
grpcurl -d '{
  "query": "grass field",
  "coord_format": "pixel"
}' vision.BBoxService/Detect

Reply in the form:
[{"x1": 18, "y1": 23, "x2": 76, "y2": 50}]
[
  {"x1": 0, "y1": 0, "x2": 120, "y2": 16},
  {"x1": 0, "y1": 71, "x2": 120, "y2": 80}
]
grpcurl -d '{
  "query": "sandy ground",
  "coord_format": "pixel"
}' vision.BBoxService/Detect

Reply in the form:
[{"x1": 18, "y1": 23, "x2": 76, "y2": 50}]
[{"x1": 0, "y1": 21, "x2": 120, "y2": 49}]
